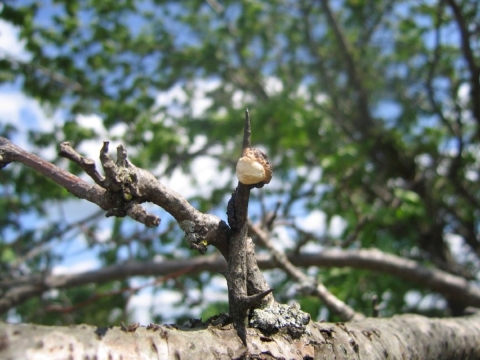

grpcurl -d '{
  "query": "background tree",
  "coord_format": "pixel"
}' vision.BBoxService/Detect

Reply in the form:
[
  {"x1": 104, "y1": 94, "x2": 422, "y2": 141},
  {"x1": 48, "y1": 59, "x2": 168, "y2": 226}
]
[{"x1": 0, "y1": 0, "x2": 479, "y2": 339}]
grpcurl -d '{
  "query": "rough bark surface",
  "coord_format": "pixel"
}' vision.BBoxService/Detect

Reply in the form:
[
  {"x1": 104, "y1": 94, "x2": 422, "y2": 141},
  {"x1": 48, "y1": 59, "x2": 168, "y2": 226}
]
[{"x1": 1, "y1": 312, "x2": 480, "y2": 360}]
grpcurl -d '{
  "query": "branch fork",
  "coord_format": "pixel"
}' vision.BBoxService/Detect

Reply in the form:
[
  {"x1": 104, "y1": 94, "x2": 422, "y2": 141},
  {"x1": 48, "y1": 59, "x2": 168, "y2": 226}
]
[
  {"x1": 0, "y1": 111, "x2": 311, "y2": 345},
  {"x1": 59, "y1": 141, "x2": 160, "y2": 227}
]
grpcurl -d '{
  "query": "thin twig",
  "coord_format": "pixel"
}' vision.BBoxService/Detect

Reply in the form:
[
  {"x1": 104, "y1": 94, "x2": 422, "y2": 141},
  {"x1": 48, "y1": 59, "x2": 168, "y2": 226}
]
[
  {"x1": 226, "y1": 110, "x2": 273, "y2": 344},
  {"x1": 249, "y1": 221, "x2": 365, "y2": 321},
  {"x1": 242, "y1": 109, "x2": 252, "y2": 152}
]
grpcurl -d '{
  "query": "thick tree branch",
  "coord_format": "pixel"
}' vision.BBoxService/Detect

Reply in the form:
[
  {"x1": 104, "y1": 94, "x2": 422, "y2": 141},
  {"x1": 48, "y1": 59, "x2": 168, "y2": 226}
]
[{"x1": 2, "y1": 312, "x2": 480, "y2": 359}]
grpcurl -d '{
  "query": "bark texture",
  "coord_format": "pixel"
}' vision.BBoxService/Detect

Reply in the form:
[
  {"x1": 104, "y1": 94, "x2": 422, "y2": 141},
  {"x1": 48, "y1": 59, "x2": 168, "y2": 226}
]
[{"x1": 1, "y1": 312, "x2": 480, "y2": 359}]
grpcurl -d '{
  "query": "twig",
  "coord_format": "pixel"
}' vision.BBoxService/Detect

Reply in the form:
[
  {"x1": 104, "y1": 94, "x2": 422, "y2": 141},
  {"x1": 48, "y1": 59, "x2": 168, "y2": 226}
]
[
  {"x1": 317, "y1": 0, "x2": 372, "y2": 129},
  {"x1": 59, "y1": 142, "x2": 105, "y2": 186},
  {"x1": 9, "y1": 210, "x2": 104, "y2": 271},
  {"x1": 205, "y1": 0, "x2": 224, "y2": 14},
  {"x1": 0, "y1": 51, "x2": 84, "y2": 93},
  {"x1": 0, "y1": 137, "x2": 112, "y2": 210},
  {"x1": 249, "y1": 221, "x2": 365, "y2": 321},
  {"x1": 226, "y1": 110, "x2": 273, "y2": 344},
  {"x1": 242, "y1": 109, "x2": 252, "y2": 151}
]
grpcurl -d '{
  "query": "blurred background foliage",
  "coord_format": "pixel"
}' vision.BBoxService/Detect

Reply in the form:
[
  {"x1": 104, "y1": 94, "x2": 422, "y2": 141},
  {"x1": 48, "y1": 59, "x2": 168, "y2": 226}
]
[{"x1": 0, "y1": 0, "x2": 479, "y2": 325}]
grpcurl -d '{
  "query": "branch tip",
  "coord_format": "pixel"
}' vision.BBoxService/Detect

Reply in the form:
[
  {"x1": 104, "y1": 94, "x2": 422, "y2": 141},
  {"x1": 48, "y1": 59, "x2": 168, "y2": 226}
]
[
  {"x1": 242, "y1": 109, "x2": 251, "y2": 153},
  {"x1": 101, "y1": 141, "x2": 109, "y2": 154}
]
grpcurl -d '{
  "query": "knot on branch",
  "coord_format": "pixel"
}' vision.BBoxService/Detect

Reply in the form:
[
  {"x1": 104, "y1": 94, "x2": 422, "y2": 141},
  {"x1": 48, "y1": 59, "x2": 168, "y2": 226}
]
[{"x1": 59, "y1": 141, "x2": 160, "y2": 227}]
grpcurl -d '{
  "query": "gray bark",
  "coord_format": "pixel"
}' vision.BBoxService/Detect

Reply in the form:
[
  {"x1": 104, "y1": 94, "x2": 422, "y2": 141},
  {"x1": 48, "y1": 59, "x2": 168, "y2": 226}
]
[{"x1": 1, "y1": 312, "x2": 480, "y2": 359}]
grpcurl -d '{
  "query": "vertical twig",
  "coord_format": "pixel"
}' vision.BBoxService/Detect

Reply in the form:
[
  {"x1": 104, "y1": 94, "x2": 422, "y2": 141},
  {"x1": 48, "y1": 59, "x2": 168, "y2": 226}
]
[
  {"x1": 242, "y1": 109, "x2": 252, "y2": 152},
  {"x1": 226, "y1": 110, "x2": 273, "y2": 344}
]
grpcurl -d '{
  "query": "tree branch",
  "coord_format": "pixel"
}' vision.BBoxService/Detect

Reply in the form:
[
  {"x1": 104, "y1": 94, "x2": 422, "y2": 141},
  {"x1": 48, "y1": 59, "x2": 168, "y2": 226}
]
[
  {"x1": 0, "y1": 119, "x2": 280, "y2": 343},
  {"x1": 250, "y1": 221, "x2": 365, "y2": 321},
  {"x1": 0, "y1": 136, "x2": 231, "y2": 256},
  {"x1": 0, "y1": 137, "x2": 112, "y2": 210},
  {"x1": 446, "y1": 0, "x2": 480, "y2": 135},
  {"x1": 2, "y1": 312, "x2": 480, "y2": 359},
  {"x1": 318, "y1": 0, "x2": 373, "y2": 129},
  {"x1": 225, "y1": 110, "x2": 273, "y2": 343},
  {"x1": 3, "y1": 249, "x2": 480, "y2": 316}
]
